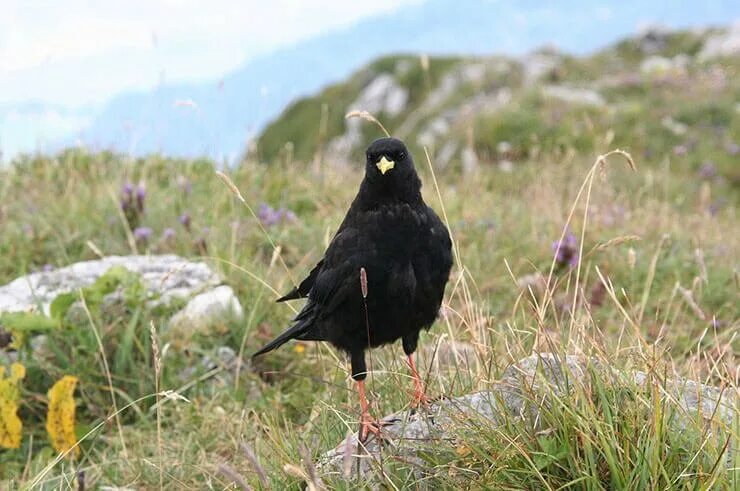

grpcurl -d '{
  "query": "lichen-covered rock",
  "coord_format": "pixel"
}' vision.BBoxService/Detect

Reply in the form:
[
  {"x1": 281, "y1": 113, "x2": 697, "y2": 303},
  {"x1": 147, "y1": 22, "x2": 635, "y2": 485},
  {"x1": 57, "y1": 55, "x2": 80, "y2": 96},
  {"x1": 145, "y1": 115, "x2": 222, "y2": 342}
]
[
  {"x1": 168, "y1": 285, "x2": 243, "y2": 331},
  {"x1": 317, "y1": 353, "x2": 736, "y2": 485},
  {"x1": 0, "y1": 255, "x2": 243, "y2": 334},
  {"x1": 0, "y1": 255, "x2": 221, "y2": 315}
]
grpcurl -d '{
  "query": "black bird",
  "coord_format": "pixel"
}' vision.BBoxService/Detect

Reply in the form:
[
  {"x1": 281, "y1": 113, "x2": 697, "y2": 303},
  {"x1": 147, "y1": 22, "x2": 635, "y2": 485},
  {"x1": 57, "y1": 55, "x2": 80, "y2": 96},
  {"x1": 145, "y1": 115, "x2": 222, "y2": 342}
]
[{"x1": 253, "y1": 137, "x2": 453, "y2": 440}]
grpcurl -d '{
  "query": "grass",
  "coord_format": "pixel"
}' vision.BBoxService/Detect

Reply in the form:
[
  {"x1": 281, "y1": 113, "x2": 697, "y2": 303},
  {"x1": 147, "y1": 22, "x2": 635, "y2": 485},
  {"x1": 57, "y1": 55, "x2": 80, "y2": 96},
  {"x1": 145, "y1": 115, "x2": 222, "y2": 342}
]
[{"x1": 0, "y1": 29, "x2": 738, "y2": 490}]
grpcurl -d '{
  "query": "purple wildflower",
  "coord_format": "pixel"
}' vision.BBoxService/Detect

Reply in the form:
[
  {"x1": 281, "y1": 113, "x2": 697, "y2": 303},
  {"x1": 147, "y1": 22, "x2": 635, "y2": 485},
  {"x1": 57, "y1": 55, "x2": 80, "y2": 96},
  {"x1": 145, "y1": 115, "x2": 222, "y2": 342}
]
[
  {"x1": 673, "y1": 145, "x2": 688, "y2": 156},
  {"x1": 551, "y1": 231, "x2": 579, "y2": 269},
  {"x1": 121, "y1": 181, "x2": 144, "y2": 228},
  {"x1": 725, "y1": 142, "x2": 739, "y2": 156},
  {"x1": 163, "y1": 227, "x2": 176, "y2": 241},
  {"x1": 698, "y1": 161, "x2": 717, "y2": 179},
  {"x1": 133, "y1": 226, "x2": 153, "y2": 243},
  {"x1": 179, "y1": 213, "x2": 191, "y2": 231},
  {"x1": 135, "y1": 182, "x2": 146, "y2": 211},
  {"x1": 42, "y1": 264, "x2": 54, "y2": 272},
  {"x1": 258, "y1": 203, "x2": 297, "y2": 227}
]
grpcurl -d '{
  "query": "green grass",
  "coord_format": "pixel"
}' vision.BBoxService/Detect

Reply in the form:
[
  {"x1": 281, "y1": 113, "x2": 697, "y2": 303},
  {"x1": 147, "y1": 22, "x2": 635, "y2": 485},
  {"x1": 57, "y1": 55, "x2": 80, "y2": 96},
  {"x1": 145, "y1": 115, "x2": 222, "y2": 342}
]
[{"x1": 1, "y1": 28, "x2": 739, "y2": 490}]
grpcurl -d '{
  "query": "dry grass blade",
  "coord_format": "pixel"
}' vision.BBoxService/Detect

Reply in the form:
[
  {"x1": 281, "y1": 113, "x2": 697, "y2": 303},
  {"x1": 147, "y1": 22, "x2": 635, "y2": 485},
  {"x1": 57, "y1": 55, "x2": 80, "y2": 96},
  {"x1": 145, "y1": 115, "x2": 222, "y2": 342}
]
[
  {"x1": 241, "y1": 442, "x2": 269, "y2": 488},
  {"x1": 218, "y1": 463, "x2": 254, "y2": 491},
  {"x1": 299, "y1": 442, "x2": 323, "y2": 490},
  {"x1": 216, "y1": 171, "x2": 246, "y2": 203},
  {"x1": 150, "y1": 321, "x2": 164, "y2": 491},
  {"x1": 345, "y1": 110, "x2": 391, "y2": 137},
  {"x1": 677, "y1": 284, "x2": 706, "y2": 321},
  {"x1": 585, "y1": 235, "x2": 642, "y2": 257}
]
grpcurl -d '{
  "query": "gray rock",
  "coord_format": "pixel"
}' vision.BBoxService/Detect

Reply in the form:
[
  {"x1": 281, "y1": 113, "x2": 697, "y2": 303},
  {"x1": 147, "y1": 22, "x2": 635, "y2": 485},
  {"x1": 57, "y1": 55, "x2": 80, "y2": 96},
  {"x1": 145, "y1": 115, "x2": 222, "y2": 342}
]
[
  {"x1": 317, "y1": 353, "x2": 736, "y2": 485},
  {"x1": 0, "y1": 255, "x2": 221, "y2": 315},
  {"x1": 640, "y1": 54, "x2": 689, "y2": 76},
  {"x1": 353, "y1": 74, "x2": 409, "y2": 118},
  {"x1": 520, "y1": 51, "x2": 560, "y2": 84},
  {"x1": 542, "y1": 85, "x2": 606, "y2": 107},
  {"x1": 699, "y1": 23, "x2": 740, "y2": 60},
  {"x1": 0, "y1": 254, "x2": 243, "y2": 335},
  {"x1": 168, "y1": 285, "x2": 243, "y2": 331},
  {"x1": 327, "y1": 75, "x2": 409, "y2": 161}
]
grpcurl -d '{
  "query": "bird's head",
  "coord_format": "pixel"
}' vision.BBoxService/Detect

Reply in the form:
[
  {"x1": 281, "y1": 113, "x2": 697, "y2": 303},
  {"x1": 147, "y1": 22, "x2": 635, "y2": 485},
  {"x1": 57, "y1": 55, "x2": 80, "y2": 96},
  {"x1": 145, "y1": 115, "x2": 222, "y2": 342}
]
[{"x1": 365, "y1": 137, "x2": 415, "y2": 181}]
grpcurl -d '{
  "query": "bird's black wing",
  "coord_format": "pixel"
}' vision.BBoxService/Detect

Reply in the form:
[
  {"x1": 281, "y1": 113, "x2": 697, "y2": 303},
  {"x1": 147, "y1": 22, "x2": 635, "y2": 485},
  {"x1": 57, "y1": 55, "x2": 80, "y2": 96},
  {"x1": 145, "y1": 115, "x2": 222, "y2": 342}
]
[
  {"x1": 276, "y1": 259, "x2": 324, "y2": 302},
  {"x1": 253, "y1": 225, "x2": 362, "y2": 356}
]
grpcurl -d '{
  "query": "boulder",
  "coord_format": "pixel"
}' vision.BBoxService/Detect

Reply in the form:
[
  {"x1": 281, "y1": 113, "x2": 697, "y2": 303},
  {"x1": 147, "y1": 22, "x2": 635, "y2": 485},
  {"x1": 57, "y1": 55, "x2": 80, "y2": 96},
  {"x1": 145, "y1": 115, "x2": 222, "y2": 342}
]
[
  {"x1": 0, "y1": 255, "x2": 243, "y2": 332},
  {"x1": 317, "y1": 353, "x2": 736, "y2": 485}
]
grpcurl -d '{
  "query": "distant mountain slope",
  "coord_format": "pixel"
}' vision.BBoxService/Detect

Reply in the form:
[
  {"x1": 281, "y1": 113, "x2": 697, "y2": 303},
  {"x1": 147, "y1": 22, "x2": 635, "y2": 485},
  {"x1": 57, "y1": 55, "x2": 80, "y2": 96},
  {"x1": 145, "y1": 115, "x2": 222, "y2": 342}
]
[
  {"x1": 256, "y1": 26, "x2": 740, "y2": 183},
  {"x1": 69, "y1": 0, "x2": 738, "y2": 160}
]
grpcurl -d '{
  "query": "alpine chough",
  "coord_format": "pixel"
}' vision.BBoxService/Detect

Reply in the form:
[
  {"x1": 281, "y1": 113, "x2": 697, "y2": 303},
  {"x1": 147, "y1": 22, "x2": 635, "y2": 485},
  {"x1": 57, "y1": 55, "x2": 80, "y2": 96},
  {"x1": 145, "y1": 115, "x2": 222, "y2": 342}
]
[{"x1": 253, "y1": 137, "x2": 453, "y2": 441}]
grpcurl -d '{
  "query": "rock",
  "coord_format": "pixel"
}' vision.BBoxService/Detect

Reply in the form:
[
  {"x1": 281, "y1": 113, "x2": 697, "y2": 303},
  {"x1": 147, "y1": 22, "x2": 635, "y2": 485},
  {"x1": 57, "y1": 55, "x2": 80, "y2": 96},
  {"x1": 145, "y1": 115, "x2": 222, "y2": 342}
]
[
  {"x1": 317, "y1": 353, "x2": 735, "y2": 485},
  {"x1": 0, "y1": 255, "x2": 221, "y2": 315},
  {"x1": 634, "y1": 25, "x2": 673, "y2": 54},
  {"x1": 661, "y1": 116, "x2": 688, "y2": 135},
  {"x1": 699, "y1": 23, "x2": 740, "y2": 60},
  {"x1": 542, "y1": 85, "x2": 606, "y2": 107},
  {"x1": 352, "y1": 74, "x2": 409, "y2": 118},
  {"x1": 169, "y1": 285, "x2": 243, "y2": 332},
  {"x1": 327, "y1": 74, "x2": 408, "y2": 161},
  {"x1": 520, "y1": 51, "x2": 560, "y2": 84},
  {"x1": 640, "y1": 55, "x2": 689, "y2": 76},
  {"x1": 0, "y1": 254, "x2": 243, "y2": 334},
  {"x1": 178, "y1": 345, "x2": 239, "y2": 382}
]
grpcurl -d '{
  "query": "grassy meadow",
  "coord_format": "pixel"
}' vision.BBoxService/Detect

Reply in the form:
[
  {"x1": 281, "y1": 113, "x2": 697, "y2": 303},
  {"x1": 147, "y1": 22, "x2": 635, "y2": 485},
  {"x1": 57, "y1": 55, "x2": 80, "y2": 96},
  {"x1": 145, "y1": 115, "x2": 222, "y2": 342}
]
[{"x1": 0, "y1": 29, "x2": 738, "y2": 490}]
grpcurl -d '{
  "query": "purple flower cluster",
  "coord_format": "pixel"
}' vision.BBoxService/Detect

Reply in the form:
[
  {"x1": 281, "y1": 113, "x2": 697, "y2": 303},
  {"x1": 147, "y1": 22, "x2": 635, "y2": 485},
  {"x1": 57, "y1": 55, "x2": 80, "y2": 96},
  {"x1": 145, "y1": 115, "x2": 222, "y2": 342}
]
[
  {"x1": 698, "y1": 162, "x2": 717, "y2": 179},
  {"x1": 179, "y1": 213, "x2": 191, "y2": 231},
  {"x1": 133, "y1": 226, "x2": 153, "y2": 244},
  {"x1": 552, "y1": 231, "x2": 580, "y2": 269},
  {"x1": 121, "y1": 181, "x2": 146, "y2": 228},
  {"x1": 258, "y1": 203, "x2": 296, "y2": 227}
]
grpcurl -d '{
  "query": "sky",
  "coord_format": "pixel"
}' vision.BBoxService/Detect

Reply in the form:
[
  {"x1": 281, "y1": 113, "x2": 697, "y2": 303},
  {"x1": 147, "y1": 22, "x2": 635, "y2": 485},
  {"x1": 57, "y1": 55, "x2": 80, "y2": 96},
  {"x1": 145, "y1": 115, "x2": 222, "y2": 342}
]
[{"x1": 0, "y1": 0, "x2": 419, "y2": 108}]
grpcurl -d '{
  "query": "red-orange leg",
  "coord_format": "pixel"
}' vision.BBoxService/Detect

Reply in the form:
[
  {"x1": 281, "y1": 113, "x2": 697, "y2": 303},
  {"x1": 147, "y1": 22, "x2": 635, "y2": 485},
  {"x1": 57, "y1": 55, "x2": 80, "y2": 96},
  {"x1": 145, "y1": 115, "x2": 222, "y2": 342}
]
[
  {"x1": 357, "y1": 380, "x2": 383, "y2": 442},
  {"x1": 407, "y1": 354, "x2": 430, "y2": 408}
]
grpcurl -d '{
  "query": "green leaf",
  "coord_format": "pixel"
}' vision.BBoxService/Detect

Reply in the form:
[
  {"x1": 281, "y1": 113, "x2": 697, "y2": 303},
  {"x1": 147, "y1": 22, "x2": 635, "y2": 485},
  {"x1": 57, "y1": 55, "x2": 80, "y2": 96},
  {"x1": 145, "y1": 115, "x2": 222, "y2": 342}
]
[
  {"x1": 49, "y1": 292, "x2": 77, "y2": 321},
  {"x1": 0, "y1": 312, "x2": 59, "y2": 333}
]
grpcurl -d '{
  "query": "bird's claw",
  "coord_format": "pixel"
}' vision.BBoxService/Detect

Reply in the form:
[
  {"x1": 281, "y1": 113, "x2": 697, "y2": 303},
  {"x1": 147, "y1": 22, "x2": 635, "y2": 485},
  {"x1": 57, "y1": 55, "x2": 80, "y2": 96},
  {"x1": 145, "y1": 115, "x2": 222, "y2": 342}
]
[
  {"x1": 358, "y1": 414, "x2": 392, "y2": 443},
  {"x1": 411, "y1": 389, "x2": 431, "y2": 409}
]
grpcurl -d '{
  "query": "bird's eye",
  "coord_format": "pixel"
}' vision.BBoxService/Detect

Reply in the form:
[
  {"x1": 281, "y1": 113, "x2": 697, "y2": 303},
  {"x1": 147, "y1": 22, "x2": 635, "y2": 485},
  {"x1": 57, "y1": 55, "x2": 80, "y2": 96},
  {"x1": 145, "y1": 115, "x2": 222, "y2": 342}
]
[{"x1": 398, "y1": 151, "x2": 406, "y2": 159}]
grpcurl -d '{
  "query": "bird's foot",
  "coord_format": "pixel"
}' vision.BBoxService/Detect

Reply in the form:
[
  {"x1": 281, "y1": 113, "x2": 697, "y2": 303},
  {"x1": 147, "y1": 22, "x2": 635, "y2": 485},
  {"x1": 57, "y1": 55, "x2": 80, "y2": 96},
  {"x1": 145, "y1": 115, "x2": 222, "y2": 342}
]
[
  {"x1": 410, "y1": 388, "x2": 432, "y2": 409},
  {"x1": 358, "y1": 413, "x2": 392, "y2": 443}
]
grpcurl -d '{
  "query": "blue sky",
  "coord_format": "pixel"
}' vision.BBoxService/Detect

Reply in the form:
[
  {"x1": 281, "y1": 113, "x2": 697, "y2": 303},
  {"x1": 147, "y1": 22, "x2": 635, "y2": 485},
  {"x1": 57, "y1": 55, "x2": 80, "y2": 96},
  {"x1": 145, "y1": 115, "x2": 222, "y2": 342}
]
[{"x1": 0, "y1": 0, "x2": 419, "y2": 107}]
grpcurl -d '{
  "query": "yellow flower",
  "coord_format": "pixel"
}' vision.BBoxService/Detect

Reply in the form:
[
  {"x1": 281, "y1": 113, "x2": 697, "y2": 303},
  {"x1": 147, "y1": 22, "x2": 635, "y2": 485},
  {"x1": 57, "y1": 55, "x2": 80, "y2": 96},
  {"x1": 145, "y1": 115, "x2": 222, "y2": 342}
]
[
  {"x1": 294, "y1": 343, "x2": 306, "y2": 354},
  {"x1": 455, "y1": 444, "x2": 472, "y2": 457},
  {"x1": 0, "y1": 362, "x2": 25, "y2": 449},
  {"x1": 46, "y1": 375, "x2": 80, "y2": 457}
]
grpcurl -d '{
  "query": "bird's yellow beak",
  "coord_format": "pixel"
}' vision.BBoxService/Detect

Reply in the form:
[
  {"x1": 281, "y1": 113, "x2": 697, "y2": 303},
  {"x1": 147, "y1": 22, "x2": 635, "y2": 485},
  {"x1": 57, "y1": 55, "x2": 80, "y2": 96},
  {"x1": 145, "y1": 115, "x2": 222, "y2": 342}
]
[{"x1": 376, "y1": 156, "x2": 395, "y2": 175}]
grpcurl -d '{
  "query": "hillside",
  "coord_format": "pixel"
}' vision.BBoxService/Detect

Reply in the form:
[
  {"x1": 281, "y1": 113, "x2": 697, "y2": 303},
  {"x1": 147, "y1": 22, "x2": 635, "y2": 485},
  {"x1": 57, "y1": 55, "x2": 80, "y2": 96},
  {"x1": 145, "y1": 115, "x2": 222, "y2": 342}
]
[
  {"x1": 0, "y1": 25, "x2": 738, "y2": 490},
  {"x1": 257, "y1": 26, "x2": 740, "y2": 184},
  {"x1": 5, "y1": 1, "x2": 739, "y2": 161}
]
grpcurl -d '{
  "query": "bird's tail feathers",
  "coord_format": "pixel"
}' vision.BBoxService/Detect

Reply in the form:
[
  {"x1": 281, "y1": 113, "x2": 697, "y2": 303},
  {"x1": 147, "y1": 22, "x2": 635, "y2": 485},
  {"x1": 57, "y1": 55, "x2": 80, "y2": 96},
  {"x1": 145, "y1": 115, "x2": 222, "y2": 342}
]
[{"x1": 251, "y1": 316, "x2": 314, "y2": 358}]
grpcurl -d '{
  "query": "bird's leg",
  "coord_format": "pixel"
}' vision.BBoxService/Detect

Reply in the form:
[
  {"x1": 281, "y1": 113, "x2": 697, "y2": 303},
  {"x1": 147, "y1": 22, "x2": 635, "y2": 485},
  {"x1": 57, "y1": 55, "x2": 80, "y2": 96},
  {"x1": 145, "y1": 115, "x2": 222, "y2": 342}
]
[
  {"x1": 357, "y1": 379, "x2": 383, "y2": 442},
  {"x1": 407, "y1": 354, "x2": 430, "y2": 408}
]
